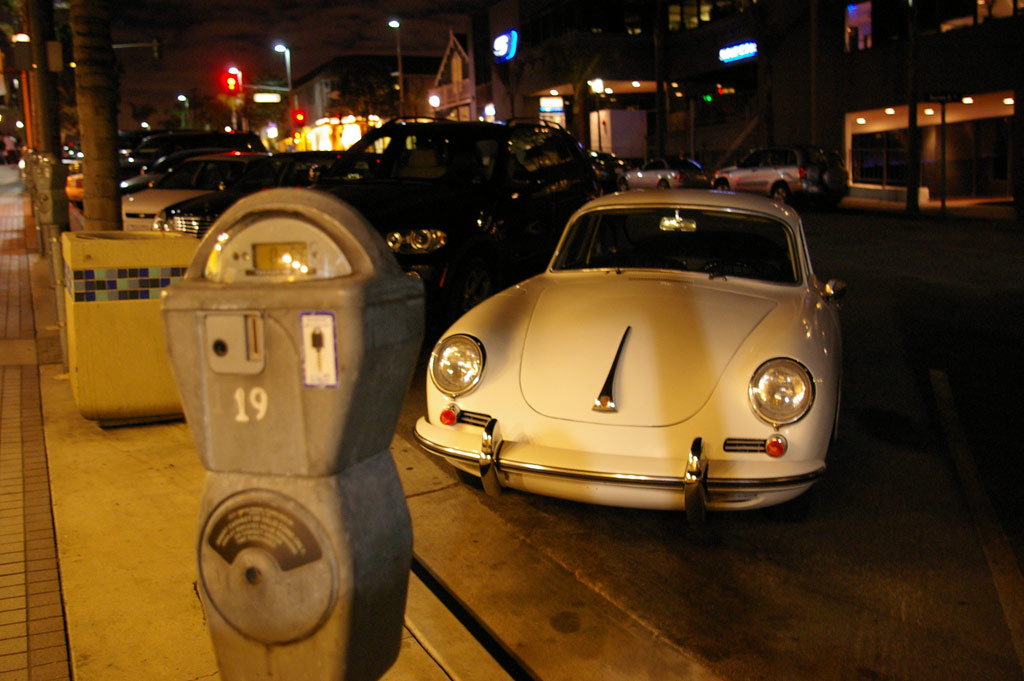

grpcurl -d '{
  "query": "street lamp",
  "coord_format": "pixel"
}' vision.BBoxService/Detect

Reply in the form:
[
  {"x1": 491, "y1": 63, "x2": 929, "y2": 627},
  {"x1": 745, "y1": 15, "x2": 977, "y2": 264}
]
[
  {"x1": 273, "y1": 43, "x2": 292, "y2": 103},
  {"x1": 388, "y1": 19, "x2": 404, "y2": 117},
  {"x1": 176, "y1": 94, "x2": 189, "y2": 129},
  {"x1": 274, "y1": 43, "x2": 294, "y2": 139}
]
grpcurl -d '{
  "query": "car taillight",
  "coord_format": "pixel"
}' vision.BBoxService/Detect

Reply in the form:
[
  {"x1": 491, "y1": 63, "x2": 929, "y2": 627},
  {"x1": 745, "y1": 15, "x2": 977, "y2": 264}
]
[{"x1": 798, "y1": 166, "x2": 807, "y2": 179}]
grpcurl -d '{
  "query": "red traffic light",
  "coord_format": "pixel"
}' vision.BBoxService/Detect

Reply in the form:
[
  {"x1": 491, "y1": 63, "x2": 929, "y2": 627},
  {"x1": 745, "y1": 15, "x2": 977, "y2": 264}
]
[
  {"x1": 292, "y1": 109, "x2": 306, "y2": 125},
  {"x1": 222, "y1": 68, "x2": 242, "y2": 94}
]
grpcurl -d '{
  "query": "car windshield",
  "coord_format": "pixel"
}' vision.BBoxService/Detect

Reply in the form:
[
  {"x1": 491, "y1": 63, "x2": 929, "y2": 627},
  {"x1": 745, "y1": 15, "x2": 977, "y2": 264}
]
[
  {"x1": 553, "y1": 207, "x2": 799, "y2": 283},
  {"x1": 154, "y1": 159, "x2": 249, "y2": 191},
  {"x1": 321, "y1": 129, "x2": 499, "y2": 185}
]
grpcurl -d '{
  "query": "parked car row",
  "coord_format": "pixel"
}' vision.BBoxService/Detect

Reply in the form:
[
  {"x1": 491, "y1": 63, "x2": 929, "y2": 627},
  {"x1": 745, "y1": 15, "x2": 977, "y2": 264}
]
[
  {"x1": 104, "y1": 121, "x2": 848, "y2": 523},
  {"x1": 592, "y1": 144, "x2": 849, "y2": 208}
]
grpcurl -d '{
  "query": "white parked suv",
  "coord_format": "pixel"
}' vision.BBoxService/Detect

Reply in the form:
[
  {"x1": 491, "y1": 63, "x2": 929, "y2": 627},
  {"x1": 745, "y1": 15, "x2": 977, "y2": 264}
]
[{"x1": 713, "y1": 145, "x2": 849, "y2": 207}]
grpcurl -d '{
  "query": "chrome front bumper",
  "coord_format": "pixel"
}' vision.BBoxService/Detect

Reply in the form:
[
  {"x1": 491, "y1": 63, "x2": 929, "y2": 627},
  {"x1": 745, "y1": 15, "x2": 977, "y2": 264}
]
[{"x1": 412, "y1": 416, "x2": 826, "y2": 498}]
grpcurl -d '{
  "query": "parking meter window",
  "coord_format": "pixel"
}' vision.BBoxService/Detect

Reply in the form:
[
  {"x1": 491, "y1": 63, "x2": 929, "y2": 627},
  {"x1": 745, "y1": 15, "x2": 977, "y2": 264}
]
[{"x1": 203, "y1": 217, "x2": 352, "y2": 283}]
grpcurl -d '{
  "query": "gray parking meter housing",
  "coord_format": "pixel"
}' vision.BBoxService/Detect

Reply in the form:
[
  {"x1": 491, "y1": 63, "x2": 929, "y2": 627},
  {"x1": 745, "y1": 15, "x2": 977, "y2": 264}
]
[
  {"x1": 162, "y1": 188, "x2": 424, "y2": 681},
  {"x1": 32, "y1": 152, "x2": 68, "y2": 225}
]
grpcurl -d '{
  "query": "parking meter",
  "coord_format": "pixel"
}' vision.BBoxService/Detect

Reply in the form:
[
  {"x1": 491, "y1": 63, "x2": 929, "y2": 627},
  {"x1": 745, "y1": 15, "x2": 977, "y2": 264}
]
[
  {"x1": 162, "y1": 188, "x2": 424, "y2": 681},
  {"x1": 33, "y1": 152, "x2": 68, "y2": 226}
]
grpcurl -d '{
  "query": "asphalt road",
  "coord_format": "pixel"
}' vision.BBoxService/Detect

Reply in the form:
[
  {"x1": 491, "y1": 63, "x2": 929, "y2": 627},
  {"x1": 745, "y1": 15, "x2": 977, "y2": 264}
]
[{"x1": 396, "y1": 203, "x2": 1024, "y2": 681}]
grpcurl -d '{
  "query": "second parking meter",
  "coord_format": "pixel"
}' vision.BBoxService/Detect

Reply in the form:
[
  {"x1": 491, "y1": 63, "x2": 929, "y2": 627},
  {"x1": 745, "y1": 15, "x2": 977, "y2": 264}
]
[{"x1": 162, "y1": 188, "x2": 424, "y2": 681}]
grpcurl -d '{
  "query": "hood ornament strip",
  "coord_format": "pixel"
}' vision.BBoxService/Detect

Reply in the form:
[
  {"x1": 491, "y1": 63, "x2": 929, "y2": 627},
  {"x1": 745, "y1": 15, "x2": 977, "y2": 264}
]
[{"x1": 593, "y1": 326, "x2": 631, "y2": 412}]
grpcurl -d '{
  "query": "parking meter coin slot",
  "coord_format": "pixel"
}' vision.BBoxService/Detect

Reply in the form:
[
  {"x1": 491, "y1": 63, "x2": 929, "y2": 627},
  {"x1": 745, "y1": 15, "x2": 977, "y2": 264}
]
[
  {"x1": 200, "y1": 489, "x2": 339, "y2": 645},
  {"x1": 204, "y1": 313, "x2": 265, "y2": 375}
]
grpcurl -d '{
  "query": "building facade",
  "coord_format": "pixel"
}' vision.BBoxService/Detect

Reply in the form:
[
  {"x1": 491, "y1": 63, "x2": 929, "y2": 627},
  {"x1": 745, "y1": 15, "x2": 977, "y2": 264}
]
[{"x1": 434, "y1": 0, "x2": 1020, "y2": 206}]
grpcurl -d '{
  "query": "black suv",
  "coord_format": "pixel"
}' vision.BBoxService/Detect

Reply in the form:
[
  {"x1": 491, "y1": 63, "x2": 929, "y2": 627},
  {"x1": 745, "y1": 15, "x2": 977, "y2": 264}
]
[{"x1": 316, "y1": 119, "x2": 600, "y2": 322}]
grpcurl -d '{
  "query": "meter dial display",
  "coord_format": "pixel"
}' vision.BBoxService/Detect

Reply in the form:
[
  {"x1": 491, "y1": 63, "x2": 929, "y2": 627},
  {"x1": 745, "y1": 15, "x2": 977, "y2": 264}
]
[{"x1": 204, "y1": 213, "x2": 352, "y2": 282}]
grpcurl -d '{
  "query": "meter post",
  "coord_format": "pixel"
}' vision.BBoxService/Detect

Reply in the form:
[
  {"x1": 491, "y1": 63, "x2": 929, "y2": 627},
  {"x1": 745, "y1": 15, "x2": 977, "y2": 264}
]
[{"x1": 161, "y1": 188, "x2": 425, "y2": 681}]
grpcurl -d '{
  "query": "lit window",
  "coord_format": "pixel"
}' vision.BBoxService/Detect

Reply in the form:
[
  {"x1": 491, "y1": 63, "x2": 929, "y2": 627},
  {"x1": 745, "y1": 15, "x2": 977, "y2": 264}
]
[{"x1": 845, "y1": 2, "x2": 872, "y2": 52}]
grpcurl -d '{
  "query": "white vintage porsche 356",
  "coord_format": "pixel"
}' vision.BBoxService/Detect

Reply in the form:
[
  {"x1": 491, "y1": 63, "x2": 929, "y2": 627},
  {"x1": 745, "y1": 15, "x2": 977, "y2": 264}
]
[{"x1": 413, "y1": 189, "x2": 845, "y2": 522}]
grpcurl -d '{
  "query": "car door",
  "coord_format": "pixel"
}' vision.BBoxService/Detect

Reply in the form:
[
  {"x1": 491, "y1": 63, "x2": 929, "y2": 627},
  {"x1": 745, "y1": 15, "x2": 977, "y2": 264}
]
[
  {"x1": 732, "y1": 151, "x2": 765, "y2": 193},
  {"x1": 635, "y1": 159, "x2": 667, "y2": 188}
]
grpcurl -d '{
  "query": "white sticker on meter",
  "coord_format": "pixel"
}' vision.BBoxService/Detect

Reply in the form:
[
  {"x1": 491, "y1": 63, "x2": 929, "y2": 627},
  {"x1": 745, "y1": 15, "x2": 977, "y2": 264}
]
[{"x1": 300, "y1": 313, "x2": 339, "y2": 388}]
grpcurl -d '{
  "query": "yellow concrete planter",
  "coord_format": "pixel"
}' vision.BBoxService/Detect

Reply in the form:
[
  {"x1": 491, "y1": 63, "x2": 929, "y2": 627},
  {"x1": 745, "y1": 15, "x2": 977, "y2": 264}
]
[{"x1": 62, "y1": 231, "x2": 199, "y2": 425}]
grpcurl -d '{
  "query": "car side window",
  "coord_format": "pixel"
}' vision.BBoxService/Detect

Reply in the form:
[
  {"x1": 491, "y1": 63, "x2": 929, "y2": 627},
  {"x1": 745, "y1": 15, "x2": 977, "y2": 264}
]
[
  {"x1": 739, "y1": 152, "x2": 761, "y2": 168},
  {"x1": 195, "y1": 162, "x2": 227, "y2": 190},
  {"x1": 509, "y1": 127, "x2": 571, "y2": 183},
  {"x1": 154, "y1": 161, "x2": 202, "y2": 189}
]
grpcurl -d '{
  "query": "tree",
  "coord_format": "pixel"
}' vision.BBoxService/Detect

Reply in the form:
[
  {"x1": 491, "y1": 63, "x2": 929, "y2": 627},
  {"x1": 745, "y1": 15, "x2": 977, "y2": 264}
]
[
  {"x1": 69, "y1": 0, "x2": 120, "y2": 230},
  {"x1": 330, "y1": 58, "x2": 396, "y2": 119}
]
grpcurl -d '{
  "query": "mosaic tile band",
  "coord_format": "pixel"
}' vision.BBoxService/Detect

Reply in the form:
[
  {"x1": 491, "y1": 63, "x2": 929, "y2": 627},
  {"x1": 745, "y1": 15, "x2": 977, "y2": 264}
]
[{"x1": 64, "y1": 264, "x2": 187, "y2": 302}]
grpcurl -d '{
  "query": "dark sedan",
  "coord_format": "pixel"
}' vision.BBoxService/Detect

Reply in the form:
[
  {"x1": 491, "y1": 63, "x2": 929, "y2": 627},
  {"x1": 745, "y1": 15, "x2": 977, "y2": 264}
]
[{"x1": 153, "y1": 151, "x2": 345, "y2": 237}]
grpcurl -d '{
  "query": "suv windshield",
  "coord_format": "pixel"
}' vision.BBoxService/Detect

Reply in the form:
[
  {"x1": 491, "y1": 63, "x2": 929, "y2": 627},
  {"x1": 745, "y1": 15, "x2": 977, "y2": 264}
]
[
  {"x1": 553, "y1": 208, "x2": 798, "y2": 284},
  {"x1": 322, "y1": 128, "x2": 500, "y2": 185}
]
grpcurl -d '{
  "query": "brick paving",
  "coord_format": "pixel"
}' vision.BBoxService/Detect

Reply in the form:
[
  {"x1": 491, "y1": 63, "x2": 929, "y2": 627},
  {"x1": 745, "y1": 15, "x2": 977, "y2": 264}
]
[{"x1": 0, "y1": 172, "x2": 70, "y2": 681}]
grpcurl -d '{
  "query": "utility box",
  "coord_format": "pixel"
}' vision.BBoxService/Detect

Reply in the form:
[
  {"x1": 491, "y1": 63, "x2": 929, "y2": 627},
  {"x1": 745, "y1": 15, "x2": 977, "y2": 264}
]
[
  {"x1": 62, "y1": 231, "x2": 198, "y2": 425},
  {"x1": 162, "y1": 188, "x2": 424, "y2": 681}
]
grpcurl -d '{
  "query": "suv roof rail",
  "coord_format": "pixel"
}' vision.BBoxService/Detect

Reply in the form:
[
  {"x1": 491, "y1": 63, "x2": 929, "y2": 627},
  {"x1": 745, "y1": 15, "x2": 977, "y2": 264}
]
[
  {"x1": 503, "y1": 117, "x2": 568, "y2": 131},
  {"x1": 381, "y1": 116, "x2": 474, "y2": 126}
]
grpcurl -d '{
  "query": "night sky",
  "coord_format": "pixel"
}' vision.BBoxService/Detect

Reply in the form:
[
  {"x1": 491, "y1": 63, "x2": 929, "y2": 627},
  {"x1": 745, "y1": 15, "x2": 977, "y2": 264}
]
[{"x1": 109, "y1": 0, "x2": 490, "y2": 130}]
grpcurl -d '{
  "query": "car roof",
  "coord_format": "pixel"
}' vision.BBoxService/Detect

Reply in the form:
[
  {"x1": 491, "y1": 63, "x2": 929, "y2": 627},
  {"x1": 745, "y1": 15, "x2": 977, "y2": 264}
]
[
  {"x1": 181, "y1": 151, "x2": 269, "y2": 162},
  {"x1": 580, "y1": 189, "x2": 801, "y2": 223}
]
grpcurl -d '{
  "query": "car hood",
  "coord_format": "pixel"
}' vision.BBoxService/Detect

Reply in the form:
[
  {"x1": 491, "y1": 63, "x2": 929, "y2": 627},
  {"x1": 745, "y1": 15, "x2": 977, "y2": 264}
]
[
  {"x1": 167, "y1": 189, "x2": 249, "y2": 217},
  {"x1": 123, "y1": 188, "x2": 213, "y2": 215},
  {"x1": 320, "y1": 180, "x2": 487, "y2": 233},
  {"x1": 519, "y1": 274, "x2": 777, "y2": 427}
]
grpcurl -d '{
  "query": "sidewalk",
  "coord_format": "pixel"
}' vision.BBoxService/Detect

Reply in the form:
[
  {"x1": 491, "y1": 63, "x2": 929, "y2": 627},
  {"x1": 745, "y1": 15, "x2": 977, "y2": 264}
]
[{"x1": 0, "y1": 165, "x2": 510, "y2": 681}]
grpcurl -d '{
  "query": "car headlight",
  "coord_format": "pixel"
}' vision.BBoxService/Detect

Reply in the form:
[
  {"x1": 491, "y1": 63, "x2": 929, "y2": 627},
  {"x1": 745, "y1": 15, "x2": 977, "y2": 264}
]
[
  {"x1": 748, "y1": 358, "x2": 814, "y2": 426},
  {"x1": 384, "y1": 229, "x2": 447, "y2": 254},
  {"x1": 152, "y1": 211, "x2": 169, "y2": 232},
  {"x1": 429, "y1": 334, "x2": 485, "y2": 396}
]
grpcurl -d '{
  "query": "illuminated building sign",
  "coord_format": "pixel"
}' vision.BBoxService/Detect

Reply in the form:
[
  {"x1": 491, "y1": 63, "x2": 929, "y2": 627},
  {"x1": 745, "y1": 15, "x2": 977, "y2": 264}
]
[
  {"x1": 718, "y1": 41, "x2": 758, "y2": 63},
  {"x1": 539, "y1": 96, "x2": 564, "y2": 114},
  {"x1": 493, "y1": 30, "x2": 519, "y2": 63}
]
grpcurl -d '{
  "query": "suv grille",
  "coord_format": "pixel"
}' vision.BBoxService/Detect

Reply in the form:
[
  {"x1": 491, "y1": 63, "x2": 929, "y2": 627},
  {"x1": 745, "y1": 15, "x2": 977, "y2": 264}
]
[{"x1": 170, "y1": 215, "x2": 215, "y2": 238}]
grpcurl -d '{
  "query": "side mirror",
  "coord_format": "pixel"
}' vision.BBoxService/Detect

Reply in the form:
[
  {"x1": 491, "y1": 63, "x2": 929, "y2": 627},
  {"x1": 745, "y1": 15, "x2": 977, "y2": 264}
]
[{"x1": 824, "y1": 278, "x2": 847, "y2": 303}]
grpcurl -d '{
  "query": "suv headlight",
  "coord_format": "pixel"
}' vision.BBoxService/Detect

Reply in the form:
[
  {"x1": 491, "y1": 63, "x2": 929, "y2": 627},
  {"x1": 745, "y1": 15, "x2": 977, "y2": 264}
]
[
  {"x1": 384, "y1": 229, "x2": 447, "y2": 254},
  {"x1": 429, "y1": 334, "x2": 485, "y2": 396},
  {"x1": 748, "y1": 358, "x2": 814, "y2": 426},
  {"x1": 152, "y1": 211, "x2": 169, "y2": 232}
]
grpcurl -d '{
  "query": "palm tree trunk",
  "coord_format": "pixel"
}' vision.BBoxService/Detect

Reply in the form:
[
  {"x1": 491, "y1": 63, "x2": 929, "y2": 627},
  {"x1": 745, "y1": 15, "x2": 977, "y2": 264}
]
[{"x1": 69, "y1": 0, "x2": 121, "y2": 230}]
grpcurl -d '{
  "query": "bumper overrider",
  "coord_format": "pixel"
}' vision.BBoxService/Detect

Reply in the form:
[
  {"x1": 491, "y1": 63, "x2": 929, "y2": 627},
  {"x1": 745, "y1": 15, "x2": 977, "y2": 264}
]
[{"x1": 413, "y1": 414, "x2": 826, "y2": 517}]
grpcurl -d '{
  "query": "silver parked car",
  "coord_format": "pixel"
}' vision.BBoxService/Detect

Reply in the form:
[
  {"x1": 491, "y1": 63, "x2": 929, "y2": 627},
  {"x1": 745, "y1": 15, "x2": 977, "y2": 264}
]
[
  {"x1": 618, "y1": 157, "x2": 711, "y2": 191},
  {"x1": 713, "y1": 145, "x2": 849, "y2": 207}
]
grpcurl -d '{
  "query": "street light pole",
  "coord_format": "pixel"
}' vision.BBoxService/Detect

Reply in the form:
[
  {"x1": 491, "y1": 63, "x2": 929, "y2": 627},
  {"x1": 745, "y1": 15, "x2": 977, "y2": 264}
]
[
  {"x1": 388, "y1": 19, "x2": 404, "y2": 117},
  {"x1": 177, "y1": 94, "x2": 189, "y2": 129},
  {"x1": 274, "y1": 43, "x2": 293, "y2": 139}
]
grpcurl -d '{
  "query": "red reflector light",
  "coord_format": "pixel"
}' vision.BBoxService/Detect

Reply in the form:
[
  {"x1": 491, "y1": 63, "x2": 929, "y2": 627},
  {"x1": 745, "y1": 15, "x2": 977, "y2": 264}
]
[
  {"x1": 765, "y1": 435, "x2": 788, "y2": 457},
  {"x1": 439, "y1": 408, "x2": 458, "y2": 426}
]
